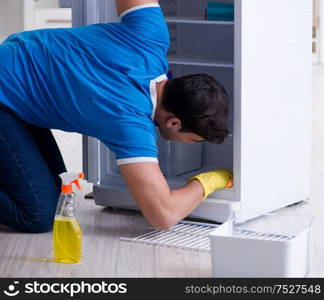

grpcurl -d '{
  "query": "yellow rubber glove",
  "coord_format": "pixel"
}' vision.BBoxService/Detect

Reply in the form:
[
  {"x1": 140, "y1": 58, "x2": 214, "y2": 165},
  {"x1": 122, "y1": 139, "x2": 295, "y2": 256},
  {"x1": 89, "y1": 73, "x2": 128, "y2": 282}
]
[{"x1": 188, "y1": 168, "x2": 233, "y2": 200}]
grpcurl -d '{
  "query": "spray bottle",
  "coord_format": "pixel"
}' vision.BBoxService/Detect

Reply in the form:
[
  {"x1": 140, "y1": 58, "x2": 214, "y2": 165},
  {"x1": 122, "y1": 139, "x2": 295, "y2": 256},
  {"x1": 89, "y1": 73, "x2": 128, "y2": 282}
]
[{"x1": 53, "y1": 172, "x2": 84, "y2": 263}]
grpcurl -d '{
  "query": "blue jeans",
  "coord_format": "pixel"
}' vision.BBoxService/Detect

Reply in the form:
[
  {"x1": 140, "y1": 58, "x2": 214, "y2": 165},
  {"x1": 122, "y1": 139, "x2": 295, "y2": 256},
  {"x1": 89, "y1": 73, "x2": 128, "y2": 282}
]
[{"x1": 0, "y1": 108, "x2": 66, "y2": 233}]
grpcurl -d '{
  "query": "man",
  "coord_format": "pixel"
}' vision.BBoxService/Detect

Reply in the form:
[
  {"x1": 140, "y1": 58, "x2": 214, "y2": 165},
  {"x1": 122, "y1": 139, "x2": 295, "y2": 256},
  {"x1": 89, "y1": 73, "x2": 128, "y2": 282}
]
[{"x1": 0, "y1": 0, "x2": 232, "y2": 233}]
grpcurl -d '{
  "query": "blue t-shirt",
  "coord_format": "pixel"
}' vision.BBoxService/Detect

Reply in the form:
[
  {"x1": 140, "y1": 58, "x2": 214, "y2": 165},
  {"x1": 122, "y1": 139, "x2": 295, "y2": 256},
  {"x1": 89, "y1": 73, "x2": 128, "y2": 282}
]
[{"x1": 0, "y1": 4, "x2": 169, "y2": 165}]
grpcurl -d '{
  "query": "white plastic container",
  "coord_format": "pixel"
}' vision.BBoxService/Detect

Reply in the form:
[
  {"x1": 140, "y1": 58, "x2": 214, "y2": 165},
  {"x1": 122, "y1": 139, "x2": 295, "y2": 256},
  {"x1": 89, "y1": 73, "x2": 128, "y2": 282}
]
[{"x1": 209, "y1": 212, "x2": 313, "y2": 277}]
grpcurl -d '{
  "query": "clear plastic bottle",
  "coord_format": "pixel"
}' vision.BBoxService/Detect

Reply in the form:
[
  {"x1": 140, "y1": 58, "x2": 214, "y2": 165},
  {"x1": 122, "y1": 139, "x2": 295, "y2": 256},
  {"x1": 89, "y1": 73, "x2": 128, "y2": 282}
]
[{"x1": 53, "y1": 173, "x2": 84, "y2": 263}]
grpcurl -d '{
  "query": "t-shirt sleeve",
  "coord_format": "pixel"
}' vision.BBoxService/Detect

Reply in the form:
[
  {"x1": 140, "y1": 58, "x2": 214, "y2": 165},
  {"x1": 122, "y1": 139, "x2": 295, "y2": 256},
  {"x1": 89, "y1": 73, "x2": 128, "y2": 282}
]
[
  {"x1": 120, "y1": 4, "x2": 170, "y2": 50},
  {"x1": 101, "y1": 118, "x2": 159, "y2": 166}
]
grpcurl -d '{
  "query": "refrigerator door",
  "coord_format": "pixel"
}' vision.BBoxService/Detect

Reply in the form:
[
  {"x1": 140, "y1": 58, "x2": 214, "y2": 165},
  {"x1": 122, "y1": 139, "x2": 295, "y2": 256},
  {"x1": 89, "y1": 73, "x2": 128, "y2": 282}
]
[
  {"x1": 233, "y1": 0, "x2": 312, "y2": 215},
  {"x1": 76, "y1": 0, "x2": 118, "y2": 183}
]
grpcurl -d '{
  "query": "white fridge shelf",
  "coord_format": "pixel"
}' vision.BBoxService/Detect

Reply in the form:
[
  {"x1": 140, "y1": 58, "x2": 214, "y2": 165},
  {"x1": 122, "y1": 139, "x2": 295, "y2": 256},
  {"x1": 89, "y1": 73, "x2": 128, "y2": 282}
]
[
  {"x1": 120, "y1": 220, "x2": 219, "y2": 252},
  {"x1": 168, "y1": 55, "x2": 234, "y2": 68},
  {"x1": 165, "y1": 16, "x2": 234, "y2": 26}
]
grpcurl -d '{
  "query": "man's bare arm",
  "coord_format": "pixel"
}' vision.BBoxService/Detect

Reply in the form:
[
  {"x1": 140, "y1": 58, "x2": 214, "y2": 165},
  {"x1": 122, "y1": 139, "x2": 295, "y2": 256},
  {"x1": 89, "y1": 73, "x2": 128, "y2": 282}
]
[
  {"x1": 119, "y1": 162, "x2": 204, "y2": 229},
  {"x1": 115, "y1": 0, "x2": 158, "y2": 16}
]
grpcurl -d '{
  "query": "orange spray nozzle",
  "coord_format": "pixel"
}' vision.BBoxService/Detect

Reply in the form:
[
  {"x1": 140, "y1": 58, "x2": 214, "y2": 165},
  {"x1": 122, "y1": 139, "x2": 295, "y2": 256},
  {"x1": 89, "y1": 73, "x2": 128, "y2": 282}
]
[{"x1": 60, "y1": 172, "x2": 85, "y2": 194}]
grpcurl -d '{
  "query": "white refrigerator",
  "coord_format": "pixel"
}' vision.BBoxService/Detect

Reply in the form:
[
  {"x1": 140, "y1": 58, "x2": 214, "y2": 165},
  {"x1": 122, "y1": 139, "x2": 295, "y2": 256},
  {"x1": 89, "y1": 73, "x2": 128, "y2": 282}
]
[{"x1": 68, "y1": 0, "x2": 312, "y2": 223}]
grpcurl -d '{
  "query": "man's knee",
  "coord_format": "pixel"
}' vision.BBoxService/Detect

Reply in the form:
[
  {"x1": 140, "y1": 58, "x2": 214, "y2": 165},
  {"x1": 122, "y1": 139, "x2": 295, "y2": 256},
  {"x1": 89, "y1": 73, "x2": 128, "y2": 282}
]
[
  {"x1": 22, "y1": 185, "x2": 59, "y2": 233},
  {"x1": 20, "y1": 193, "x2": 58, "y2": 233},
  {"x1": 22, "y1": 219, "x2": 53, "y2": 233},
  {"x1": 22, "y1": 214, "x2": 54, "y2": 233}
]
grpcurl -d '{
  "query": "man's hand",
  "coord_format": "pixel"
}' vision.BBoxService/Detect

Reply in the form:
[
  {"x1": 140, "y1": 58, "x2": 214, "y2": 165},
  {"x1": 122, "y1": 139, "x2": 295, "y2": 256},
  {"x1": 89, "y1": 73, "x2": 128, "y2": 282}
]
[
  {"x1": 188, "y1": 169, "x2": 233, "y2": 200},
  {"x1": 115, "y1": 0, "x2": 158, "y2": 16}
]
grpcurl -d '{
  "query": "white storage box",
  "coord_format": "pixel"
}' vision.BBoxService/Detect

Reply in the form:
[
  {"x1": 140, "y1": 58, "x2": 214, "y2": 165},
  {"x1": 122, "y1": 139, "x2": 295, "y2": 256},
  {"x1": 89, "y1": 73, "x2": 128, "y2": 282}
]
[{"x1": 209, "y1": 212, "x2": 313, "y2": 277}]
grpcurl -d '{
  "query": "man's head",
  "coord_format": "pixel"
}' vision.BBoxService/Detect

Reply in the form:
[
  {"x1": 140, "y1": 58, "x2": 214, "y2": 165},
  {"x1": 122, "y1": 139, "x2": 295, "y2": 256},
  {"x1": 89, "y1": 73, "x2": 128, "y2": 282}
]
[{"x1": 155, "y1": 74, "x2": 230, "y2": 144}]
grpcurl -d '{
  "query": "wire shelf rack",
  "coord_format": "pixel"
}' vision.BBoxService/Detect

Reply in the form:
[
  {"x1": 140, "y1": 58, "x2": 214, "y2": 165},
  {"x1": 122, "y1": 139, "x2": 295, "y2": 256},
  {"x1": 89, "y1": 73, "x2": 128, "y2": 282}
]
[
  {"x1": 119, "y1": 220, "x2": 296, "y2": 253},
  {"x1": 119, "y1": 220, "x2": 219, "y2": 252},
  {"x1": 233, "y1": 229, "x2": 294, "y2": 241}
]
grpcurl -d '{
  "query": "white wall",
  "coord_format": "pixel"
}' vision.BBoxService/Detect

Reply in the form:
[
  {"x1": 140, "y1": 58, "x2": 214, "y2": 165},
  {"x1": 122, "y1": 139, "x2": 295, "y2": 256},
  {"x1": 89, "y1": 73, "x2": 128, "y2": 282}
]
[
  {"x1": 0, "y1": 0, "x2": 82, "y2": 173},
  {"x1": 0, "y1": 0, "x2": 24, "y2": 41},
  {"x1": 52, "y1": 131, "x2": 83, "y2": 173},
  {"x1": 34, "y1": 0, "x2": 59, "y2": 8},
  {"x1": 320, "y1": 0, "x2": 324, "y2": 63}
]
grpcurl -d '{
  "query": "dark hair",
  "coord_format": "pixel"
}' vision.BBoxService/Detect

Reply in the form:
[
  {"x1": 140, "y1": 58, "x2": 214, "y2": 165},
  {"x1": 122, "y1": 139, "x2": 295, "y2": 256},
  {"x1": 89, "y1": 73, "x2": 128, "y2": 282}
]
[{"x1": 161, "y1": 74, "x2": 230, "y2": 143}]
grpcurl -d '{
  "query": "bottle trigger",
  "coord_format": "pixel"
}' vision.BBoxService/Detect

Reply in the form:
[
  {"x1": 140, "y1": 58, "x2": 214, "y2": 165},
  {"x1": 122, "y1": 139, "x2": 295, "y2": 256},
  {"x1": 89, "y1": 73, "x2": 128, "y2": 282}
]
[{"x1": 72, "y1": 179, "x2": 82, "y2": 190}]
